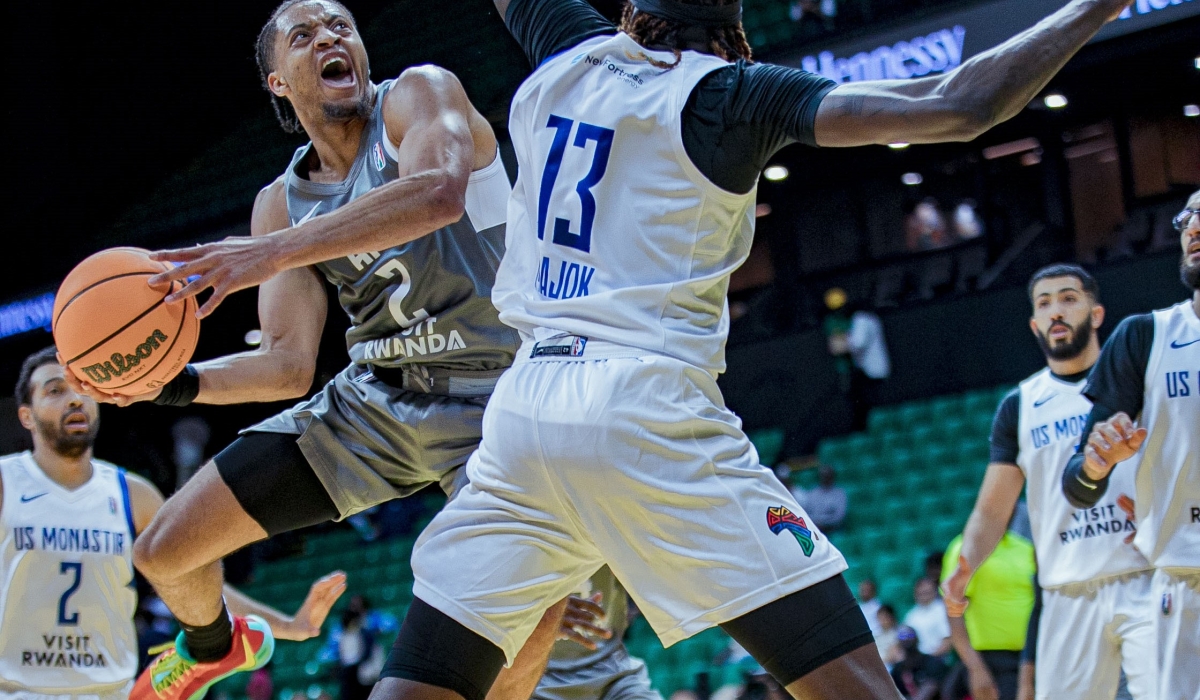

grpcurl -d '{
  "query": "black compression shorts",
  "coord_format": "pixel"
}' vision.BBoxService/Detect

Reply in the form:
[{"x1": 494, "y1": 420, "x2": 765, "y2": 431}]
[{"x1": 214, "y1": 432, "x2": 339, "y2": 536}]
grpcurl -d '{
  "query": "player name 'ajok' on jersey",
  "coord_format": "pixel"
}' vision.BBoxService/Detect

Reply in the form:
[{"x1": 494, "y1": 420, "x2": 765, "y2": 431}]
[
  {"x1": 284, "y1": 78, "x2": 518, "y2": 373},
  {"x1": 0, "y1": 453, "x2": 138, "y2": 695},
  {"x1": 1124, "y1": 301, "x2": 1199, "y2": 571},
  {"x1": 495, "y1": 34, "x2": 757, "y2": 374},
  {"x1": 1013, "y1": 369, "x2": 1150, "y2": 588}
]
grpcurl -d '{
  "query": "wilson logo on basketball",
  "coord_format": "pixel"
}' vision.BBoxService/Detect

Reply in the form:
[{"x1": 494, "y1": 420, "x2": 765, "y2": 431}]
[{"x1": 80, "y1": 329, "x2": 169, "y2": 384}]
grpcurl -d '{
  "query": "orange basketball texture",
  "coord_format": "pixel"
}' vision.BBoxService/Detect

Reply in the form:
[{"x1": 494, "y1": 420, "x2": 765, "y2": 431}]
[{"x1": 53, "y1": 247, "x2": 200, "y2": 396}]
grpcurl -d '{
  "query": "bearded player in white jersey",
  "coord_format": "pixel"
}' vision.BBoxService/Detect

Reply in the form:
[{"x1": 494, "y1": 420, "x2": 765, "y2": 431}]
[
  {"x1": 1062, "y1": 191, "x2": 1200, "y2": 700},
  {"x1": 942, "y1": 264, "x2": 1154, "y2": 700},
  {"x1": 0, "y1": 348, "x2": 345, "y2": 700}
]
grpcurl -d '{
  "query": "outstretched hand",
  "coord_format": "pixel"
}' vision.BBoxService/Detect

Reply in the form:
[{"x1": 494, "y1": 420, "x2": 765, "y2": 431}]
[
  {"x1": 1082, "y1": 412, "x2": 1147, "y2": 481},
  {"x1": 941, "y1": 555, "x2": 973, "y2": 618},
  {"x1": 273, "y1": 571, "x2": 348, "y2": 642},
  {"x1": 55, "y1": 353, "x2": 161, "y2": 407},
  {"x1": 557, "y1": 592, "x2": 613, "y2": 650},
  {"x1": 147, "y1": 236, "x2": 284, "y2": 319}
]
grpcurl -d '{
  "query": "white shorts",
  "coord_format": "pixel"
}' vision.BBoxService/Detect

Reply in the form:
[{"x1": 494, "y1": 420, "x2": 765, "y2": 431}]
[
  {"x1": 1035, "y1": 571, "x2": 1155, "y2": 700},
  {"x1": 0, "y1": 680, "x2": 132, "y2": 700},
  {"x1": 1152, "y1": 568, "x2": 1200, "y2": 700},
  {"x1": 411, "y1": 340, "x2": 847, "y2": 663}
]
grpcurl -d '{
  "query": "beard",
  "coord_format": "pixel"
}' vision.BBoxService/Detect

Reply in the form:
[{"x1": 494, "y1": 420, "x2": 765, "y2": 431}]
[
  {"x1": 323, "y1": 94, "x2": 372, "y2": 122},
  {"x1": 1037, "y1": 316, "x2": 1094, "y2": 361},
  {"x1": 35, "y1": 414, "x2": 98, "y2": 459},
  {"x1": 1182, "y1": 251, "x2": 1200, "y2": 291}
]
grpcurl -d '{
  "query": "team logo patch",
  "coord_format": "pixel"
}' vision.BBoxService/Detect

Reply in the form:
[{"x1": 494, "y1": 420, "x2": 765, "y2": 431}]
[
  {"x1": 373, "y1": 142, "x2": 387, "y2": 171},
  {"x1": 1162, "y1": 592, "x2": 1172, "y2": 616},
  {"x1": 531, "y1": 335, "x2": 588, "y2": 358},
  {"x1": 767, "y1": 506, "x2": 816, "y2": 556}
]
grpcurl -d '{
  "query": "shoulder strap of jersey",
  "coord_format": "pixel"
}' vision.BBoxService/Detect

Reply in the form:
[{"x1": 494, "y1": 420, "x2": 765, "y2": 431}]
[{"x1": 115, "y1": 469, "x2": 137, "y2": 541}]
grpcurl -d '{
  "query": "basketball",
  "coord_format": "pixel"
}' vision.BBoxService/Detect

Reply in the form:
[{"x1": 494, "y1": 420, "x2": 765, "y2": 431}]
[{"x1": 52, "y1": 247, "x2": 200, "y2": 397}]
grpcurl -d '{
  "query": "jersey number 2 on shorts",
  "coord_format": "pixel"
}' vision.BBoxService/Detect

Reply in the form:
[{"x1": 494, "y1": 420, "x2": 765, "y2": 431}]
[
  {"x1": 538, "y1": 115, "x2": 615, "y2": 254},
  {"x1": 58, "y1": 561, "x2": 83, "y2": 625}
]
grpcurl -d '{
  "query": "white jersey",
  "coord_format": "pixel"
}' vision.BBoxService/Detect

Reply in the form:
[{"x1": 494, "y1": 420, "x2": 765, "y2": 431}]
[
  {"x1": 1015, "y1": 369, "x2": 1150, "y2": 588},
  {"x1": 0, "y1": 453, "x2": 138, "y2": 695},
  {"x1": 1129, "y1": 301, "x2": 1200, "y2": 570},
  {"x1": 495, "y1": 33, "x2": 755, "y2": 374}
]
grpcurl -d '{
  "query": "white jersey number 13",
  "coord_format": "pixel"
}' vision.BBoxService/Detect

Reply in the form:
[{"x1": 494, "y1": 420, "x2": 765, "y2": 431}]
[{"x1": 537, "y1": 115, "x2": 615, "y2": 254}]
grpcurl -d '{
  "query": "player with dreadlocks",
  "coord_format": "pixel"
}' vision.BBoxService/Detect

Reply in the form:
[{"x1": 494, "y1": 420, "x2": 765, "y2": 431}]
[
  {"x1": 332, "y1": 0, "x2": 1133, "y2": 699},
  {"x1": 63, "y1": 2, "x2": 626, "y2": 699}
]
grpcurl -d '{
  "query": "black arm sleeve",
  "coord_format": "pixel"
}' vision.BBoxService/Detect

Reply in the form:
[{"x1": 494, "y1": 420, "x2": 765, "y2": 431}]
[
  {"x1": 1082, "y1": 313, "x2": 1156, "y2": 418},
  {"x1": 1020, "y1": 575, "x2": 1041, "y2": 665},
  {"x1": 1061, "y1": 402, "x2": 1120, "y2": 508},
  {"x1": 989, "y1": 389, "x2": 1021, "y2": 465},
  {"x1": 503, "y1": 0, "x2": 616, "y2": 69},
  {"x1": 1062, "y1": 314, "x2": 1156, "y2": 508},
  {"x1": 682, "y1": 61, "x2": 838, "y2": 194}
]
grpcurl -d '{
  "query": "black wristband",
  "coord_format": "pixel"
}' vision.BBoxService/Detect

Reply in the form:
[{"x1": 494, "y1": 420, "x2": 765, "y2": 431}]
[
  {"x1": 153, "y1": 365, "x2": 200, "y2": 407},
  {"x1": 1062, "y1": 452, "x2": 1109, "y2": 509}
]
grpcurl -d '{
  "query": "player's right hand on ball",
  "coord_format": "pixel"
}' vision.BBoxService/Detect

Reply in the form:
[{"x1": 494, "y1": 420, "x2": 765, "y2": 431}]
[
  {"x1": 56, "y1": 352, "x2": 162, "y2": 407},
  {"x1": 941, "y1": 555, "x2": 972, "y2": 618},
  {"x1": 1082, "y1": 412, "x2": 1146, "y2": 480}
]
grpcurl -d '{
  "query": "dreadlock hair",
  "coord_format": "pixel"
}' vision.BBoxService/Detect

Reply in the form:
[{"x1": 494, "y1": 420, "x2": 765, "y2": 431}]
[
  {"x1": 620, "y1": 0, "x2": 752, "y2": 70},
  {"x1": 255, "y1": 0, "x2": 358, "y2": 134}
]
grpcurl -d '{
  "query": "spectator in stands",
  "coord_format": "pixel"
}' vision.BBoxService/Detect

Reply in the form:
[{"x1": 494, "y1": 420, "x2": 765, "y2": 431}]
[
  {"x1": 803, "y1": 464, "x2": 847, "y2": 532},
  {"x1": 170, "y1": 415, "x2": 210, "y2": 490},
  {"x1": 245, "y1": 661, "x2": 273, "y2": 700},
  {"x1": 316, "y1": 595, "x2": 397, "y2": 700},
  {"x1": 788, "y1": 0, "x2": 835, "y2": 39},
  {"x1": 823, "y1": 289, "x2": 891, "y2": 431},
  {"x1": 876, "y1": 604, "x2": 903, "y2": 669},
  {"x1": 906, "y1": 197, "x2": 951, "y2": 251},
  {"x1": 890, "y1": 626, "x2": 948, "y2": 700},
  {"x1": 904, "y1": 578, "x2": 952, "y2": 657},
  {"x1": 857, "y1": 579, "x2": 882, "y2": 635},
  {"x1": 923, "y1": 551, "x2": 946, "y2": 586},
  {"x1": 952, "y1": 200, "x2": 984, "y2": 241}
]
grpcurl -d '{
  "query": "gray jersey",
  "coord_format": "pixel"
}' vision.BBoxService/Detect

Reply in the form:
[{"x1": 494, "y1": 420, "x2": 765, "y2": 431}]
[
  {"x1": 284, "y1": 79, "x2": 518, "y2": 373},
  {"x1": 536, "y1": 568, "x2": 661, "y2": 700}
]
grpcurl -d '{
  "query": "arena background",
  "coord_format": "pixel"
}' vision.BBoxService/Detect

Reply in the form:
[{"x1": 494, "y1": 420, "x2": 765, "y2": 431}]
[{"x1": 1, "y1": 1, "x2": 1197, "y2": 698}]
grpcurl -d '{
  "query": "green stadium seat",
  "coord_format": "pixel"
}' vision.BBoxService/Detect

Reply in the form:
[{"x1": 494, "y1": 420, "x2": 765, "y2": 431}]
[
  {"x1": 896, "y1": 402, "x2": 931, "y2": 429},
  {"x1": 748, "y1": 427, "x2": 785, "y2": 465},
  {"x1": 928, "y1": 395, "x2": 963, "y2": 422},
  {"x1": 879, "y1": 577, "x2": 914, "y2": 610},
  {"x1": 868, "y1": 406, "x2": 902, "y2": 434}
]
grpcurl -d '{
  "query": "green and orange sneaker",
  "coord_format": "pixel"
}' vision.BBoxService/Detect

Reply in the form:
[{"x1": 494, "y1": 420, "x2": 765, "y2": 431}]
[{"x1": 131, "y1": 615, "x2": 275, "y2": 700}]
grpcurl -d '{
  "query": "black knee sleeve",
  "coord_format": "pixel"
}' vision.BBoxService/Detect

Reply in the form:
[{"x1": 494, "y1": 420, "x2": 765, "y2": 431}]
[
  {"x1": 720, "y1": 574, "x2": 875, "y2": 686},
  {"x1": 381, "y1": 598, "x2": 506, "y2": 700},
  {"x1": 214, "y1": 432, "x2": 339, "y2": 536}
]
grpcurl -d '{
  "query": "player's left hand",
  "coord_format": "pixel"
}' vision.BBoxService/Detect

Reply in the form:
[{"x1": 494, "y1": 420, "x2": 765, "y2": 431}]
[
  {"x1": 557, "y1": 592, "x2": 612, "y2": 650},
  {"x1": 941, "y1": 555, "x2": 973, "y2": 617},
  {"x1": 147, "y1": 236, "x2": 285, "y2": 319},
  {"x1": 273, "y1": 571, "x2": 348, "y2": 641}
]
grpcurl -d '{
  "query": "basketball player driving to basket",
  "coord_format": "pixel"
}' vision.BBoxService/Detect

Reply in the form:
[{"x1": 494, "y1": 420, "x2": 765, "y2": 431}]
[
  {"x1": 74, "y1": 1, "x2": 1135, "y2": 700},
  {"x1": 64, "y1": 2, "x2": 612, "y2": 699}
]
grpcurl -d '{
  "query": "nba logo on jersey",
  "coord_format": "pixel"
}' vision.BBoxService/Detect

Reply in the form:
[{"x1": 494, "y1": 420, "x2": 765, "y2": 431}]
[
  {"x1": 1162, "y1": 592, "x2": 1172, "y2": 616},
  {"x1": 531, "y1": 335, "x2": 587, "y2": 358},
  {"x1": 373, "y1": 142, "x2": 387, "y2": 171},
  {"x1": 108, "y1": 496, "x2": 118, "y2": 515}
]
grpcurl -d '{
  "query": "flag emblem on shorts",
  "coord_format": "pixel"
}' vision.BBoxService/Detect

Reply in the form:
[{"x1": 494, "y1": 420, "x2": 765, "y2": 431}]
[
  {"x1": 767, "y1": 506, "x2": 815, "y2": 557},
  {"x1": 1162, "y1": 592, "x2": 1172, "y2": 616},
  {"x1": 373, "y1": 142, "x2": 387, "y2": 171}
]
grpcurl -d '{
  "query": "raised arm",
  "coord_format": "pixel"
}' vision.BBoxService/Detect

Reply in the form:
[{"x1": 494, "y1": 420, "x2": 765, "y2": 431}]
[
  {"x1": 150, "y1": 66, "x2": 494, "y2": 318},
  {"x1": 814, "y1": 0, "x2": 1132, "y2": 147},
  {"x1": 186, "y1": 181, "x2": 328, "y2": 404}
]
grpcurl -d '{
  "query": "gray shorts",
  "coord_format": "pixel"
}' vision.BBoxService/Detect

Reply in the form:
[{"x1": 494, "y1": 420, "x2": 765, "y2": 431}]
[
  {"x1": 534, "y1": 651, "x2": 661, "y2": 700},
  {"x1": 244, "y1": 363, "x2": 484, "y2": 518}
]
